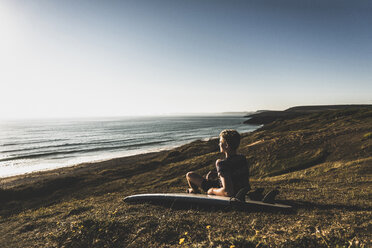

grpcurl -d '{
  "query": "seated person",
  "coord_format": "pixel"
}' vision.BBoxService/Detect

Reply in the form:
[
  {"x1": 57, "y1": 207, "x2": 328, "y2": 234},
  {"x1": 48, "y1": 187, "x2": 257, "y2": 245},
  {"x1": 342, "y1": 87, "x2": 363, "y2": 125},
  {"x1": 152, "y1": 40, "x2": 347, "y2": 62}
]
[{"x1": 186, "y1": 129, "x2": 250, "y2": 197}]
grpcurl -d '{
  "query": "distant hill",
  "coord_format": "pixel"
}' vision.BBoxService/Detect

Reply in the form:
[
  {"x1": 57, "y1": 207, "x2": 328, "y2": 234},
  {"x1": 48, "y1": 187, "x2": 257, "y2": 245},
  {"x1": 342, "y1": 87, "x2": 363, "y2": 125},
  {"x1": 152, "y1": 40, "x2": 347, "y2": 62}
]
[
  {"x1": 285, "y1": 104, "x2": 372, "y2": 112},
  {"x1": 221, "y1": 111, "x2": 254, "y2": 115},
  {"x1": 244, "y1": 104, "x2": 372, "y2": 125}
]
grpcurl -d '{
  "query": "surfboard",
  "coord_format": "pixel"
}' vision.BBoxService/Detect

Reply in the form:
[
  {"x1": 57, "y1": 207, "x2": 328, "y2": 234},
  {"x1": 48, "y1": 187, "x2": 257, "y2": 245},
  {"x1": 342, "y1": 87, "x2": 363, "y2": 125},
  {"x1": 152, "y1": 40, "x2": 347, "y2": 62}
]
[{"x1": 123, "y1": 193, "x2": 292, "y2": 209}]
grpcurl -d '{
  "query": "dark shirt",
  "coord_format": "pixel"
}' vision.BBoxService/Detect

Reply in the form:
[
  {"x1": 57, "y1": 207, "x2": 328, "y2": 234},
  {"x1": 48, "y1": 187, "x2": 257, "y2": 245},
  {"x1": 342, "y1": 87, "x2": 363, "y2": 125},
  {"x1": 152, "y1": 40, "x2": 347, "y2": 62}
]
[{"x1": 216, "y1": 154, "x2": 250, "y2": 194}]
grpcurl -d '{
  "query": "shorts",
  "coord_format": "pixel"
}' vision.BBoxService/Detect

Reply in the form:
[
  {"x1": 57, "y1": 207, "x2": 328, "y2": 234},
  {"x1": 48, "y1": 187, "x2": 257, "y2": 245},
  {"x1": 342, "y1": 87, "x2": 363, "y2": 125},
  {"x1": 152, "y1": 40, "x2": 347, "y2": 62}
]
[{"x1": 201, "y1": 179, "x2": 220, "y2": 192}]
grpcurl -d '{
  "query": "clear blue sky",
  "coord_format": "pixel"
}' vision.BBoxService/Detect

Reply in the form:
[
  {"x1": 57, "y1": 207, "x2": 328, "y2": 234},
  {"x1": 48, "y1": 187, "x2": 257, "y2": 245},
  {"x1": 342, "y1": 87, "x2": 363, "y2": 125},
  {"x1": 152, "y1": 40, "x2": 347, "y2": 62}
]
[{"x1": 1, "y1": 0, "x2": 371, "y2": 119}]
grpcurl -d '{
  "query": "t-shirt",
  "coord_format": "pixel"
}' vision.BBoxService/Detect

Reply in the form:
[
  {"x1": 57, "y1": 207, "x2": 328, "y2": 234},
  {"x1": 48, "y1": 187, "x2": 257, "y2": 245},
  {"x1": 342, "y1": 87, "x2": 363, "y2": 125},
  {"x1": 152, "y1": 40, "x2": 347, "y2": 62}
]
[{"x1": 216, "y1": 154, "x2": 250, "y2": 195}]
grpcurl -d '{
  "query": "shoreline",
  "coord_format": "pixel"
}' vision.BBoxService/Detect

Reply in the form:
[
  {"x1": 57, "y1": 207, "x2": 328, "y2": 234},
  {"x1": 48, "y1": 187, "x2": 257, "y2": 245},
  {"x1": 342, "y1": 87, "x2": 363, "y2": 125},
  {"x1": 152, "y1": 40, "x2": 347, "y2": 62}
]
[
  {"x1": 0, "y1": 115, "x2": 258, "y2": 182},
  {"x1": 0, "y1": 150, "x2": 167, "y2": 189},
  {"x1": 0, "y1": 134, "x2": 228, "y2": 189},
  {"x1": 0, "y1": 140, "x2": 189, "y2": 188},
  {"x1": 0, "y1": 141, "x2": 188, "y2": 180}
]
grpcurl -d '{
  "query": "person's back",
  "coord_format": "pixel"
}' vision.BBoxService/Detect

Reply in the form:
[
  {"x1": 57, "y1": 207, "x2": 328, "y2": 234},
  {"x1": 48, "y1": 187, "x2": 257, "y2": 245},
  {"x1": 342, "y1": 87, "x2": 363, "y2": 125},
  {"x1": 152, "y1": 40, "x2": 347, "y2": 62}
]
[{"x1": 216, "y1": 154, "x2": 250, "y2": 195}]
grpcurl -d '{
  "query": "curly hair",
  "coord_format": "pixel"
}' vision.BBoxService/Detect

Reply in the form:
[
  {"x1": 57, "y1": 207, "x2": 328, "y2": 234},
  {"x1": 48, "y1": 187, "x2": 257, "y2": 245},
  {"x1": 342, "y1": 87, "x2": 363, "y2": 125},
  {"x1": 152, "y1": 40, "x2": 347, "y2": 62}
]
[{"x1": 219, "y1": 129, "x2": 241, "y2": 150}]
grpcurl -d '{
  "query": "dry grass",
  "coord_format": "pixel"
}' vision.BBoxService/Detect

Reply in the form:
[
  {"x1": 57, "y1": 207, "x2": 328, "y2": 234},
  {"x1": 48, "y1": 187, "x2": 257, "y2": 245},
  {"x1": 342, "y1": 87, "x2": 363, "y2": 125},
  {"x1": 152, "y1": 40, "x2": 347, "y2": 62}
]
[{"x1": 0, "y1": 108, "x2": 371, "y2": 247}]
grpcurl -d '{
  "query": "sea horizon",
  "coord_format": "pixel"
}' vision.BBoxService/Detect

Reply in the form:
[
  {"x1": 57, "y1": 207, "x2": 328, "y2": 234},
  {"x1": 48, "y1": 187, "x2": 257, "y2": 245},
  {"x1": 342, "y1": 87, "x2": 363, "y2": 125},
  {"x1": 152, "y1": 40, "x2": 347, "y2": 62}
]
[{"x1": 0, "y1": 111, "x2": 256, "y2": 122}]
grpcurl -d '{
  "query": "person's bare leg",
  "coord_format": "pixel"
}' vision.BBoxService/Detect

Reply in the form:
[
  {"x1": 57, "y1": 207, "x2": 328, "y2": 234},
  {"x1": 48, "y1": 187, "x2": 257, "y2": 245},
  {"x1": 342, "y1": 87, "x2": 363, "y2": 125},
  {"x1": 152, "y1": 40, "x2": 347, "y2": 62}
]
[{"x1": 186, "y1": 171, "x2": 204, "y2": 193}]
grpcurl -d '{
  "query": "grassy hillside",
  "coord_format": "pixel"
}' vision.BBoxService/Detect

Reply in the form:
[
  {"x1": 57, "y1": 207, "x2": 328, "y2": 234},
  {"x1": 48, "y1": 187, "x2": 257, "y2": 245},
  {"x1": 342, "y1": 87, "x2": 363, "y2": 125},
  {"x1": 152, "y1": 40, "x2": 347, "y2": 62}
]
[
  {"x1": 0, "y1": 107, "x2": 371, "y2": 247},
  {"x1": 244, "y1": 104, "x2": 372, "y2": 125}
]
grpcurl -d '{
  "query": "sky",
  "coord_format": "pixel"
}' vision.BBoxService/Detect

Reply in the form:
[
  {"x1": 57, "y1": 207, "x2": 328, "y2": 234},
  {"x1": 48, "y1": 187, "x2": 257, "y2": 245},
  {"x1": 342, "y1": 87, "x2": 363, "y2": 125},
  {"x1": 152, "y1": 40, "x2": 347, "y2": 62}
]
[{"x1": 0, "y1": 0, "x2": 371, "y2": 119}]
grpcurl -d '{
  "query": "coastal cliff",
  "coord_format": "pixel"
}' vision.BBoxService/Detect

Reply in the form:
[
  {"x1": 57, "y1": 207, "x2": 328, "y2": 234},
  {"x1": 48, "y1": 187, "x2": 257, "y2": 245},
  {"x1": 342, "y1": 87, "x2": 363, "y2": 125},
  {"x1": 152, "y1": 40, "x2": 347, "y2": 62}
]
[{"x1": 0, "y1": 106, "x2": 371, "y2": 247}]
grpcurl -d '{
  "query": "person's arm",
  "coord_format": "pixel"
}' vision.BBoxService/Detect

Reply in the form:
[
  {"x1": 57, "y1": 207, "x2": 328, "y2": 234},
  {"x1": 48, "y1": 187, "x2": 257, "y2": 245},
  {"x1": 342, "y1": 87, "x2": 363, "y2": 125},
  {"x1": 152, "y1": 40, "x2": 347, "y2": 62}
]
[
  {"x1": 207, "y1": 174, "x2": 234, "y2": 197},
  {"x1": 205, "y1": 170, "x2": 218, "y2": 180}
]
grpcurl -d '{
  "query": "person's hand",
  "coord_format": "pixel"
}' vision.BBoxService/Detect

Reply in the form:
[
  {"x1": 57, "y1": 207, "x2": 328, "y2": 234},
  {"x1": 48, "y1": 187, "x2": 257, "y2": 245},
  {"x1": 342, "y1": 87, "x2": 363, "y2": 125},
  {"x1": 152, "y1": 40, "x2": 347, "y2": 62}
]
[
  {"x1": 205, "y1": 171, "x2": 212, "y2": 180},
  {"x1": 206, "y1": 171, "x2": 217, "y2": 180}
]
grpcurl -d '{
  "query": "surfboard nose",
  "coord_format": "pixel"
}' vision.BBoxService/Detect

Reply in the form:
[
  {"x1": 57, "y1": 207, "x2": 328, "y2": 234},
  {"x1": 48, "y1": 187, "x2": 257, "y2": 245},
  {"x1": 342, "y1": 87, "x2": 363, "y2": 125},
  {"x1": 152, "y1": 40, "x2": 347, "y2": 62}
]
[{"x1": 123, "y1": 195, "x2": 138, "y2": 203}]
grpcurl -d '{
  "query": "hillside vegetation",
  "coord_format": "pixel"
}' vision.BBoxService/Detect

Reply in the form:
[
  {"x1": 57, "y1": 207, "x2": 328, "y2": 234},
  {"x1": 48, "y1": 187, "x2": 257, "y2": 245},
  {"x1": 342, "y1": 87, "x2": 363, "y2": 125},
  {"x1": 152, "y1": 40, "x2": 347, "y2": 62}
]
[{"x1": 0, "y1": 107, "x2": 371, "y2": 247}]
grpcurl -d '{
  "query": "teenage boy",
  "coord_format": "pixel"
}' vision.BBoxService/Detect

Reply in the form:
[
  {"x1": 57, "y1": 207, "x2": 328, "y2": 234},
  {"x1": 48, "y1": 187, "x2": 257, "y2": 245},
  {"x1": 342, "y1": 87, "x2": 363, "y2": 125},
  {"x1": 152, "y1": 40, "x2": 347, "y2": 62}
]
[{"x1": 186, "y1": 129, "x2": 250, "y2": 197}]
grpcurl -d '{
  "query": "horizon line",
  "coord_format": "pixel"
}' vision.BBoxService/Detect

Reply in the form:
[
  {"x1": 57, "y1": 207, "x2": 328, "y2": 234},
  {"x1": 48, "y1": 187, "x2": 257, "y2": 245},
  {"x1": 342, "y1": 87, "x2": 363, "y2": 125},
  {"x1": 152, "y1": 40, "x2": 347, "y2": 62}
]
[{"x1": 0, "y1": 111, "x2": 257, "y2": 122}]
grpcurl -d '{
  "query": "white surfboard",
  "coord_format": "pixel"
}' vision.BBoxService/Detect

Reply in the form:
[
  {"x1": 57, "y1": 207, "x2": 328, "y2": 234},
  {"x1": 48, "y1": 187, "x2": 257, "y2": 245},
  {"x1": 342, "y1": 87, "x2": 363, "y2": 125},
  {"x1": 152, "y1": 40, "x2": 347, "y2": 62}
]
[{"x1": 123, "y1": 193, "x2": 292, "y2": 209}]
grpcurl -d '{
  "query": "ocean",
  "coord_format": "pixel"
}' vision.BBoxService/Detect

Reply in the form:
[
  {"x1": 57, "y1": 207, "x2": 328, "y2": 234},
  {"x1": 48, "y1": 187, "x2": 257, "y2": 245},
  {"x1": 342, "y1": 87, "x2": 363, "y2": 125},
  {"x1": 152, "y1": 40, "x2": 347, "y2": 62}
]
[{"x1": 0, "y1": 115, "x2": 259, "y2": 178}]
